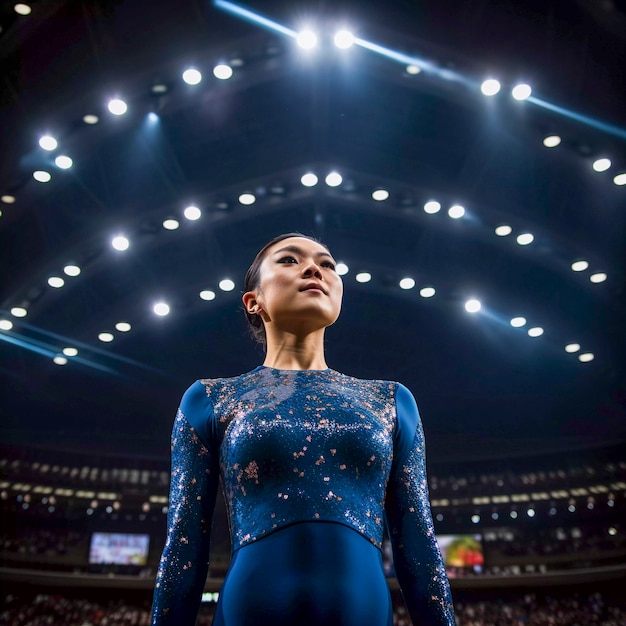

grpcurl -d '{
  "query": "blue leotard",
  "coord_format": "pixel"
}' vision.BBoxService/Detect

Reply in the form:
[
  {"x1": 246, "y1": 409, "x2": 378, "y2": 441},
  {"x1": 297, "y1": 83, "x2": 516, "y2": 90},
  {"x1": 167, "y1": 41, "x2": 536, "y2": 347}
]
[{"x1": 151, "y1": 366, "x2": 455, "y2": 625}]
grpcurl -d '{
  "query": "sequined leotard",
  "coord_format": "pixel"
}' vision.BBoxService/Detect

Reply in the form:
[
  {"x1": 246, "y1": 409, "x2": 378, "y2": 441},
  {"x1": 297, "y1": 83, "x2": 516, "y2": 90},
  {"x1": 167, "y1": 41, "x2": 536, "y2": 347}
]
[{"x1": 151, "y1": 366, "x2": 455, "y2": 626}]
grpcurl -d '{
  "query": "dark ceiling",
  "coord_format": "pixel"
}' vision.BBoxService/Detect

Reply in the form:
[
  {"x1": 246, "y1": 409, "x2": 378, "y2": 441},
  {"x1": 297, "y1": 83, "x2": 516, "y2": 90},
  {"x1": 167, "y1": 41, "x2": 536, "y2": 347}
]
[{"x1": 1, "y1": 0, "x2": 625, "y2": 463}]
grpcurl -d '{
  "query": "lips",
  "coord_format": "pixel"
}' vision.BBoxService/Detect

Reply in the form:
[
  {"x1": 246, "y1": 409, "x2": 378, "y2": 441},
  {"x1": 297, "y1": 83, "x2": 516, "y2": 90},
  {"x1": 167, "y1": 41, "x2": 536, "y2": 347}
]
[{"x1": 301, "y1": 282, "x2": 326, "y2": 294}]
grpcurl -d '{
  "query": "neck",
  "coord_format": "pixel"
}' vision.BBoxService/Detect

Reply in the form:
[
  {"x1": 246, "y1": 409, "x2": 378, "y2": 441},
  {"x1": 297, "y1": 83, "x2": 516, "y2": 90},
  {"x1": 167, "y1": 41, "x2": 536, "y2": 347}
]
[{"x1": 263, "y1": 328, "x2": 328, "y2": 370}]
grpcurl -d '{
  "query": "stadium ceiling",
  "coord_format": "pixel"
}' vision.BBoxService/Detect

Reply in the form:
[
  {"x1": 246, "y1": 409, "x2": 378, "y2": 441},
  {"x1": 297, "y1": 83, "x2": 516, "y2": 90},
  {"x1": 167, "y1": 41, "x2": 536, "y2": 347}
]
[{"x1": 0, "y1": 0, "x2": 625, "y2": 462}]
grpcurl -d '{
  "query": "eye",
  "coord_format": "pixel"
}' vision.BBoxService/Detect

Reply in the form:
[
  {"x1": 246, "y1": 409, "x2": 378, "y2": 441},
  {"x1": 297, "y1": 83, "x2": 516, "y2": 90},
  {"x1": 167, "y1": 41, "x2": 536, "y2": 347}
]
[
  {"x1": 277, "y1": 255, "x2": 298, "y2": 264},
  {"x1": 322, "y1": 261, "x2": 336, "y2": 270}
]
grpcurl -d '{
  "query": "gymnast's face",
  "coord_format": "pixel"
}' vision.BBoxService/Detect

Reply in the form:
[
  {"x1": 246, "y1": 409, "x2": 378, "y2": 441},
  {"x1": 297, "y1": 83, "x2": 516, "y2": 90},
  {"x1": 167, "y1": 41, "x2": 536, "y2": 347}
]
[{"x1": 244, "y1": 237, "x2": 343, "y2": 334}]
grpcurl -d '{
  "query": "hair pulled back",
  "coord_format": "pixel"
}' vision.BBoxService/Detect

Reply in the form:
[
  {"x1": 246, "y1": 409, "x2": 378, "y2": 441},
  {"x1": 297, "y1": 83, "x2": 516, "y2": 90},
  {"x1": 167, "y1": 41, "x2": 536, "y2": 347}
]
[{"x1": 243, "y1": 232, "x2": 328, "y2": 348}]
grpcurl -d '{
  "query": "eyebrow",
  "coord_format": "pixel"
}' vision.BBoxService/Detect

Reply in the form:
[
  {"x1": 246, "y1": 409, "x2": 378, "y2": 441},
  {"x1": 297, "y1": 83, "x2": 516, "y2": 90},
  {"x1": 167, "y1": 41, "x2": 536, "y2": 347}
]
[{"x1": 272, "y1": 245, "x2": 334, "y2": 260}]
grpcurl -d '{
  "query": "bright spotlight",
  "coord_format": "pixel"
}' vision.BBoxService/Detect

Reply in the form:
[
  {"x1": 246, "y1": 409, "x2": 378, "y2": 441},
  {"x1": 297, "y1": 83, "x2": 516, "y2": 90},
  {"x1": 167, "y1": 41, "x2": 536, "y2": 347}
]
[
  {"x1": 301, "y1": 173, "x2": 318, "y2": 187},
  {"x1": 590, "y1": 272, "x2": 607, "y2": 283},
  {"x1": 528, "y1": 326, "x2": 544, "y2": 337},
  {"x1": 336, "y1": 262, "x2": 349, "y2": 276},
  {"x1": 33, "y1": 171, "x2": 51, "y2": 183},
  {"x1": 579, "y1": 352, "x2": 594, "y2": 363},
  {"x1": 14, "y1": 4, "x2": 32, "y2": 16},
  {"x1": 423, "y1": 201, "x2": 441, "y2": 214},
  {"x1": 62, "y1": 347, "x2": 78, "y2": 357},
  {"x1": 55, "y1": 155, "x2": 73, "y2": 169},
  {"x1": 516, "y1": 233, "x2": 534, "y2": 246},
  {"x1": 512, "y1": 83, "x2": 532, "y2": 100},
  {"x1": 399, "y1": 278, "x2": 415, "y2": 290},
  {"x1": 213, "y1": 64, "x2": 233, "y2": 79},
  {"x1": 325, "y1": 172, "x2": 342, "y2": 187},
  {"x1": 112, "y1": 235, "x2": 130, "y2": 251},
  {"x1": 510, "y1": 317, "x2": 526, "y2": 327},
  {"x1": 334, "y1": 30, "x2": 355, "y2": 49},
  {"x1": 163, "y1": 219, "x2": 180, "y2": 230},
  {"x1": 200, "y1": 290, "x2": 216, "y2": 301},
  {"x1": 495, "y1": 225, "x2": 512, "y2": 236},
  {"x1": 83, "y1": 114, "x2": 99, "y2": 125},
  {"x1": 405, "y1": 64, "x2": 421, "y2": 75},
  {"x1": 355, "y1": 272, "x2": 371, "y2": 283},
  {"x1": 543, "y1": 135, "x2": 561, "y2": 148},
  {"x1": 219, "y1": 279, "x2": 235, "y2": 291},
  {"x1": 571, "y1": 260, "x2": 588, "y2": 272},
  {"x1": 448, "y1": 205, "x2": 465, "y2": 219},
  {"x1": 565, "y1": 343, "x2": 580, "y2": 353},
  {"x1": 465, "y1": 299, "x2": 481, "y2": 313},
  {"x1": 614, "y1": 173, "x2": 626, "y2": 186},
  {"x1": 182, "y1": 68, "x2": 202, "y2": 85},
  {"x1": 0, "y1": 320, "x2": 13, "y2": 331},
  {"x1": 239, "y1": 193, "x2": 256, "y2": 205},
  {"x1": 107, "y1": 99, "x2": 128, "y2": 115},
  {"x1": 53, "y1": 356, "x2": 68, "y2": 366},
  {"x1": 372, "y1": 189, "x2": 389, "y2": 201},
  {"x1": 420, "y1": 287, "x2": 436, "y2": 298},
  {"x1": 98, "y1": 332, "x2": 115, "y2": 342},
  {"x1": 2, "y1": 195, "x2": 16, "y2": 204},
  {"x1": 115, "y1": 322, "x2": 131, "y2": 332},
  {"x1": 592, "y1": 158, "x2": 611, "y2": 172},
  {"x1": 39, "y1": 135, "x2": 58, "y2": 151},
  {"x1": 184, "y1": 205, "x2": 201, "y2": 220},
  {"x1": 153, "y1": 302, "x2": 170, "y2": 317},
  {"x1": 48, "y1": 276, "x2": 65, "y2": 288},
  {"x1": 11, "y1": 307, "x2": 27, "y2": 318},
  {"x1": 480, "y1": 79, "x2": 501, "y2": 96},
  {"x1": 296, "y1": 30, "x2": 317, "y2": 49}
]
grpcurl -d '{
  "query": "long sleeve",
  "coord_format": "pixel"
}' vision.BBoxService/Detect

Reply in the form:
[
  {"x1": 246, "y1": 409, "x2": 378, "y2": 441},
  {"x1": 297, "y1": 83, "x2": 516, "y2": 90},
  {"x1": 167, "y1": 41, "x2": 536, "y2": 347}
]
[
  {"x1": 151, "y1": 383, "x2": 220, "y2": 626},
  {"x1": 385, "y1": 383, "x2": 456, "y2": 625}
]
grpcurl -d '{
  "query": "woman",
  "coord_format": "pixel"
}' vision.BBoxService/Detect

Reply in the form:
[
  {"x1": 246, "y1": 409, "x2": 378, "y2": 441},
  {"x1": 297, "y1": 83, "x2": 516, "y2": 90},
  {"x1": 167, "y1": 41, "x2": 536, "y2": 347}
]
[{"x1": 151, "y1": 233, "x2": 456, "y2": 626}]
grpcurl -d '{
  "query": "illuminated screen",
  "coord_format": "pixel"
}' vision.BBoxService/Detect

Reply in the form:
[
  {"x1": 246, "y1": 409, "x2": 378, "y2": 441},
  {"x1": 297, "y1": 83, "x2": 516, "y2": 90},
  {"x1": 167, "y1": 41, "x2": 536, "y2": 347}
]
[
  {"x1": 89, "y1": 532, "x2": 150, "y2": 565},
  {"x1": 436, "y1": 534, "x2": 484, "y2": 572}
]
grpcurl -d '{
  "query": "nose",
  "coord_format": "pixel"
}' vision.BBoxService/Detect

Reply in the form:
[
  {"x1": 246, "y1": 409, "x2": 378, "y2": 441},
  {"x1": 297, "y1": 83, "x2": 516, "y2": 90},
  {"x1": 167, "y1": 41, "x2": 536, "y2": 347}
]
[{"x1": 301, "y1": 259, "x2": 322, "y2": 279}]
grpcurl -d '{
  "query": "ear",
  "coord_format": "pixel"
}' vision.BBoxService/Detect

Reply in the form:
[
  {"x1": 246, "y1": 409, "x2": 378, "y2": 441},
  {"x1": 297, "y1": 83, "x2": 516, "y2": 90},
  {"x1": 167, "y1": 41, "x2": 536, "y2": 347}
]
[{"x1": 242, "y1": 291, "x2": 259, "y2": 314}]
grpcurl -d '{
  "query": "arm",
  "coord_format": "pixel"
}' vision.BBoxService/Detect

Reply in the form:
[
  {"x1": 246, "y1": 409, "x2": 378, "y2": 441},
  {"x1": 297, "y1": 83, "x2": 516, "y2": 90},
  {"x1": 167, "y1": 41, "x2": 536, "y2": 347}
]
[
  {"x1": 151, "y1": 382, "x2": 220, "y2": 626},
  {"x1": 385, "y1": 383, "x2": 456, "y2": 625}
]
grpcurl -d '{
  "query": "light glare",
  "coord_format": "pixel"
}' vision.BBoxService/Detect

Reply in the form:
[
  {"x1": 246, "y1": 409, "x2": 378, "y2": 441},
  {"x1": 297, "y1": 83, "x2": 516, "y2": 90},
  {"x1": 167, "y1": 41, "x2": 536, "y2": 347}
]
[
  {"x1": 571, "y1": 260, "x2": 589, "y2": 272},
  {"x1": 48, "y1": 276, "x2": 65, "y2": 288},
  {"x1": 590, "y1": 272, "x2": 607, "y2": 283},
  {"x1": 336, "y1": 263, "x2": 349, "y2": 276},
  {"x1": 182, "y1": 69, "x2": 202, "y2": 85},
  {"x1": 83, "y1": 114, "x2": 99, "y2": 125},
  {"x1": 200, "y1": 290, "x2": 216, "y2": 301},
  {"x1": 219, "y1": 279, "x2": 235, "y2": 291},
  {"x1": 153, "y1": 303, "x2": 170, "y2": 317},
  {"x1": 512, "y1": 83, "x2": 532, "y2": 100},
  {"x1": 301, "y1": 173, "x2": 318, "y2": 187},
  {"x1": 565, "y1": 343, "x2": 580, "y2": 353},
  {"x1": 543, "y1": 135, "x2": 561, "y2": 148},
  {"x1": 33, "y1": 171, "x2": 51, "y2": 183},
  {"x1": 528, "y1": 327, "x2": 544, "y2": 337},
  {"x1": 399, "y1": 278, "x2": 415, "y2": 290},
  {"x1": 0, "y1": 320, "x2": 13, "y2": 331},
  {"x1": 448, "y1": 204, "x2": 465, "y2": 219},
  {"x1": 2, "y1": 195, "x2": 16, "y2": 204},
  {"x1": 406, "y1": 65, "x2": 421, "y2": 75},
  {"x1": 592, "y1": 158, "x2": 611, "y2": 172},
  {"x1": 579, "y1": 352, "x2": 594, "y2": 363},
  {"x1": 55, "y1": 155, "x2": 73, "y2": 169},
  {"x1": 11, "y1": 307, "x2": 27, "y2": 318},
  {"x1": 495, "y1": 225, "x2": 512, "y2": 236},
  {"x1": 355, "y1": 272, "x2": 371, "y2": 283},
  {"x1": 107, "y1": 99, "x2": 128, "y2": 115},
  {"x1": 184, "y1": 205, "x2": 201, "y2": 220},
  {"x1": 64, "y1": 264, "x2": 81, "y2": 276},
  {"x1": 213, "y1": 64, "x2": 233, "y2": 79},
  {"x1": 62, "y1": 347, "x2": 78, "y2": 357},
  {"x1": 39, "y1": 135, "x2": 58, "y2": 151},
  {"x1": 480, "y1": 79, "x2": 501, "y2": 96},
  {"x1": 517, "y1": 233, "x2": 534, "y2": 245},
  {"x1": 239, "y1": 193, "x2": 256, "y2": 205},
  {"x1": 334, "y1": 30, "x2": 355, "y2": 49},
  {"x1": 116, "y1": 322, "x2": 132, "y2": 332},
  {"x1": 372, "y1": 189, "x2": 389, "y2": 201},
  {"x1": 325, "y1": 172, "x2": 342, "y2": 187},
  {"x1": 98, "y1": 332, "x2": 114, "y2": 342},
  {"x1": 14, "y1": 4, "x2": 32, "y2": 16},
  {"x1": 424, "y1": 201, "x2": 441, "y2": 214},
  {"x1": 111, "y1": 235, "x2": 130, "y2": 251},
  {"x1": 465, "y1": 299, "x2": 481, "y2": 313},
  {"x1": 420, "y1": 287, "x2": 435, "y2": 298},
  {"x1": 510, "y1": 317, "x2": 526, "y2": 328},
  {"x1": 296, "y1": 30, "x2": 317, "y2": 49},
  {"x1": 614, "y1": 173, "x2": 626, "y2": 186},
  {"x1": 53, "y1": 356, "x2": 68, "y2": 366},
  {"x1": 163, "y1": 219, "x2": 180, "y2": 230}
]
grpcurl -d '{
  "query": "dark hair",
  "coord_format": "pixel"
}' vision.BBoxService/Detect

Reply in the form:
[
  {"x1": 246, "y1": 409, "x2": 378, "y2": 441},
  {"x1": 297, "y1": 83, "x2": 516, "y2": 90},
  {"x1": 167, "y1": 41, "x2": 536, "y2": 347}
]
[{"x1": 243, "y1": 232, "x2": 329, "y2": 348}]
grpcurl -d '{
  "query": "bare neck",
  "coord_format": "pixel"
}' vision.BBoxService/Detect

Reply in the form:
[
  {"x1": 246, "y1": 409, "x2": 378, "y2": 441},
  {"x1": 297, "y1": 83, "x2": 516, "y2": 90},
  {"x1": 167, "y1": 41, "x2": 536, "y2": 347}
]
[{"x1": 263, "y1": 328, "x2": 328, "y2": 371}]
